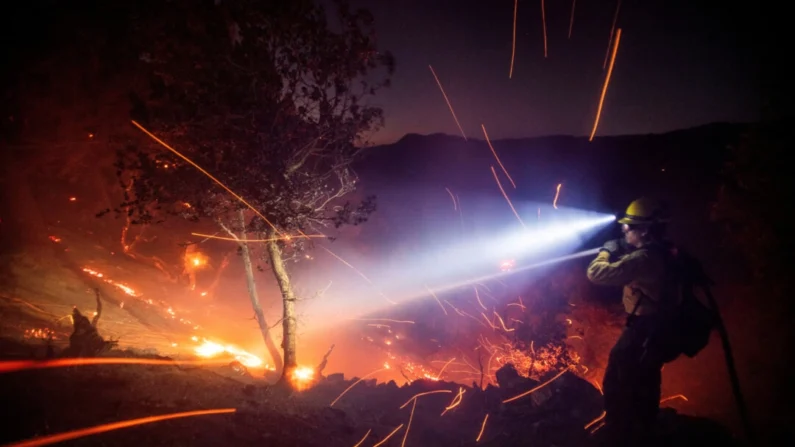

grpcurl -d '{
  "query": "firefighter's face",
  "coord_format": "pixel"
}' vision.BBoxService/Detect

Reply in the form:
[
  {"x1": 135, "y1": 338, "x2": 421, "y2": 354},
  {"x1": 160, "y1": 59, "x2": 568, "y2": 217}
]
[{"x1": 622, "y1": 224, "x2": 645, "y2": 247}]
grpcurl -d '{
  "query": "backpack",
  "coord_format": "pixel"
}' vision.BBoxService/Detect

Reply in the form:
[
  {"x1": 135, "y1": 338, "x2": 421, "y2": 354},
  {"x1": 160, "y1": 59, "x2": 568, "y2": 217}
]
[{"x1": 669, "y1": 249, "x2": 716, "y2": 358}]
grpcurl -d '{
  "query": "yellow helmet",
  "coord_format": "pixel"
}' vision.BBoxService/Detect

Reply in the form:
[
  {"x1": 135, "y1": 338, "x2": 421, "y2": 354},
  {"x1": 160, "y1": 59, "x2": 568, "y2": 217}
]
[{"x1": 617, "y1": 197, "x2": 671, "y2": 225}]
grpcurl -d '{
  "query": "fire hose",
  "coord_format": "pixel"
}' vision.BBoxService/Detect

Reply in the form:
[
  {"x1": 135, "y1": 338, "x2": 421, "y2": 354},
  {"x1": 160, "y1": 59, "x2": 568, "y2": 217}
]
[
  {"x1": 685, "y1": 254, "x2": 756, "y2": 445},
  {"x1": 700, "y1": 281, "x2": 756, "y2": 445}
]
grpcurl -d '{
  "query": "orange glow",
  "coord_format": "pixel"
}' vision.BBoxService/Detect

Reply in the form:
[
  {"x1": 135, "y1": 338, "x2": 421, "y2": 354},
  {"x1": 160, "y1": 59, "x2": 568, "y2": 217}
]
[
  {"x1": 441, "y1": 387, "x2": 466, "y2": 416},
  {"x1": 603, "y1": 0, "x2": 622, "y2": 69},
  {"x1": 48, "y1": 236, "x2": 61, "y2": 243},
  {"x1": 482, "y1": 124, "x2": 516, "y2": 189},
  {"x1": 476, "y1": 414, "x2": 489, "y2": 442},
  {"x1": 5, "y1": 408, "x2": 235, "y2": 447},
  {"x1": 290, "y1": 366, "x2": 316, "y2": 391},
  {"x1": 425, "y1": 285, "x2": 448, "y2": 315},
  {"x1": 428, "y1": 65, "x2": 467, "y2": 140},
  {"x1": 490, "y1": 166, "x2": 526, "y2": 228},
  {"x1": 68, "y1": 197, "x2": 76, "y2": 202},
  {"x1": 0, "y1": 357, "x2": 233, "y2": 374},
  {"x1": 589, "y1": 28, "x2": 622, "y2": 142},
  {"x1": 330, "y1": 367, "x2": 389, "y2": 407},
  {"x1": 568, "y1": 0, "x2": 576, "y2": 39},
  {"x1": 131, "y1": 120, "x2": 284, "y2": 237},
  {"x1": 509, "y1": 0, "x2": 518, "y2": 78},
  {"x1": 503, "y1": 366, "x2": 572, "y2": 403},
  {"x1": 186, "y1": 252, "x2": 208, "y2": 270},
  {"x1": 193, "y1": 339, "x2": 266, "y2": 369},
  {"x1": 584, "y1": 410, "x2": 606, "y2": 430},
  {"x1": 373, "y1": 424, "x2": 404, "y2": 447},
  {"x1": 399, "y1": 390, "x2": 452, "y2": 409},
  {"x1": 540, "y1": 0, "x2": 548, "y2": 58},
  {"x1": 401, "y1": 399, "x2": 417, "y2": 447},
  {"x1": 352, "y1": 429, "x2": 371, "y2": 447},
  {"x1": 82, "y1": 268, "x2": 140, "y2": 297},
  {"x1": 660, "y1": 394, "x2": 688, "y2": 404},
  {"x1": 553, "y1": 183, "x2": 562, "y2": 209}
]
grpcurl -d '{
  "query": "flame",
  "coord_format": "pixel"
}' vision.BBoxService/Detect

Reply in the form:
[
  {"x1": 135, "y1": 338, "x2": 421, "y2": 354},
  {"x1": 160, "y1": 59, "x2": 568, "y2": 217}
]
[
  {"x1": 290, "y1": 366, "x2": 316, "y2": 391},
  {"x1": 187, "y1": 252, "x2": 208, "y2": 270},
  {"x1": 82, "y1": 268, "x2": 140, "y2": 297},
  {"x1": 193, "y1": 339, "x2": 266, "y2": 369}
]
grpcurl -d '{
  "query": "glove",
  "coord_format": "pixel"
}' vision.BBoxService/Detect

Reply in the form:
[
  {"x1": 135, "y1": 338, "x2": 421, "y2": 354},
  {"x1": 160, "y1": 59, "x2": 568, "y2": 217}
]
[{"x1": 600, "y1": 239, "x2": 623, "y2": 256}]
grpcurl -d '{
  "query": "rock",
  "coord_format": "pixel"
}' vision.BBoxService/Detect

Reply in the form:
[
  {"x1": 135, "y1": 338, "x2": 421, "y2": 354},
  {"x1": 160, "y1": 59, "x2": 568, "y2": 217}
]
[{"x1": 326, "y1": 373, "x2": 345, "y2": 383}]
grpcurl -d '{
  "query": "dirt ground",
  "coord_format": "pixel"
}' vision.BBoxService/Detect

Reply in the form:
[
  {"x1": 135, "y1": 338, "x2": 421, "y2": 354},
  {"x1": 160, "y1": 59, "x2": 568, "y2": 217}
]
[{"x1": 0, "y1": 340, "x2": 743, "y2": 447}]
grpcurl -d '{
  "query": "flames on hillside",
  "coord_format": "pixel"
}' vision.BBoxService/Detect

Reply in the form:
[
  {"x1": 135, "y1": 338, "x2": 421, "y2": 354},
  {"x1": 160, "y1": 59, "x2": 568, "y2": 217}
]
[{"x1": 36, "y1": 234, "x2": 591, "y2": 392}]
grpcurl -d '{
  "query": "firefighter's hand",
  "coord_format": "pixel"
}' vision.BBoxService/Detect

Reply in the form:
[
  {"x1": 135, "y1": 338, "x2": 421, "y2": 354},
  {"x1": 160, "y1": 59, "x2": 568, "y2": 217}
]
[{"x1": 600, "y1": 239, "x2": 622, "y2": 256}]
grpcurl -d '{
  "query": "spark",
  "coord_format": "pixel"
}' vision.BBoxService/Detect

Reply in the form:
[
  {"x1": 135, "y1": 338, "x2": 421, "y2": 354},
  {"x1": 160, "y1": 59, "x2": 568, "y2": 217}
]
[
  {"x1": 436, "y1": 357, "x2": 457, "y2": 379},
  {"x1": 584, "y1": 410, "x2": 606, "y2": 430},
  {"x1": 428, "y1": 65, "x2": 467, "y2": 140},
  {"x1": 482, "y1": 124, "x2": 516, "y2": 188},
  {"x1": 590, "y1": 379, "x2": 604, "y2": 394},
  {"x1": 444, "y1": 299, "x2": 466, "y2": 316},
  {"x1": 68, "y1": 197, "x2": 76, "y2": 202},
  {"x1": 399, "y1": 390, "x2": 453, "y2": 409},
  {"x1": 476, "y1": 414, "x2": 489, "y2": 442},
  {"x1": 553, "y1": 183, "x2": 562, "y2": 209},
  {"x1": 4, "y1": 408, "x2": 235, "y2": 447},
  {"x1": 589, "y1": 28, "x2": 622, "y2": 142},
  {"x1": 493, "y1": 312, "x2": 515, "y2": 332},
  {"x1": 474, "y1": 287, "x2": 487, "y2": 310},
  {"x1": 131, "y1": 120, "x2": 284, "y2": 238},
  {"x1": 568, "y1": 0, "x2": 576, "y2": 39},
  {"x1": 502, "y1": 366, "x2": 572, "y2": 403},
  {"x1": 320, "y1": 246, "x2": 395, "y2": 305},
  {"x1": 509, "y1": 0, "x2": 518, "y2": 78},
  {"x1": 330, "y1": 367, "x2": 388, "y2": 407},
  {"x1": 660, "y1": 394, "x2": 689, "y2": 404},
  {"x1": 0, "y1": 357, "x2": 236, "y2": 374},
  {"x1": 190, "y1": 233, "x2": 325, "y2": 243},
  {"x1": 480, "y1": 312, "x2": 498, "y2": 330},
  {"x1": 603, "y1": 0, "x2": 622, "y2": 69},
  {"x1": 353, "y1": 318, "x2": 415, "y2": 324},
  {"x1": 445, "y1": 187, "x2": 457, "y2": 210},
  {"x1": 373, "y1": 424, "x2": 404, "y2": 447},
  {"x1": 425, "y1": 285, "x2": 448, "y2": 315},
  {"x1": 441, "y1": 387, "x2": 466, "y2": 416},
  {"x1": 401, "y1": 399, "x2": 417, "y2": 447},
  {"x1": 540, "y1": 0, "x2": 548, "y2": 58},
  {"x1": 352, "y1": 429, "x2": 371, "y2": 447},
  {"x1": 490, "y1": 166, "x2": 526, "y2": 228}
]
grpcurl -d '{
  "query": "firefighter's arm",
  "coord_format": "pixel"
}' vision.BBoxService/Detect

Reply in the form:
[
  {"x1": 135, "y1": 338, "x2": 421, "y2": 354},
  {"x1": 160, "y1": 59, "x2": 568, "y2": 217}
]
[{"x1": 586, "y1": 250, "x2": 647, "y2": 286}]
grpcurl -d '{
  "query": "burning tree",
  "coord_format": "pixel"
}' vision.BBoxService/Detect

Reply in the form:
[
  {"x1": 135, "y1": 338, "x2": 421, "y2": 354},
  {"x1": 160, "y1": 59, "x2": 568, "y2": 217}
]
[{"x1": 101, "y1": 0, "x2": 394, "y2": 382}]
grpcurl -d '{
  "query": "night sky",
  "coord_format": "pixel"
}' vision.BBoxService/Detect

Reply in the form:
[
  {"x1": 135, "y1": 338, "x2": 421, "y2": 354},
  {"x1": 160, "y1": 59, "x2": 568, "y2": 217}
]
[{"x1": 351, "y1": 0, "x2": 759, "y2": 144}]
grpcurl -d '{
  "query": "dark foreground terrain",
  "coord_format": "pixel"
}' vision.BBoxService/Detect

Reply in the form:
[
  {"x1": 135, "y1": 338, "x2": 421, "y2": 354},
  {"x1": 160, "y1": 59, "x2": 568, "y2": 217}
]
[{"x1": 0, "y1": 342, "x2": 740, "y2": 447}]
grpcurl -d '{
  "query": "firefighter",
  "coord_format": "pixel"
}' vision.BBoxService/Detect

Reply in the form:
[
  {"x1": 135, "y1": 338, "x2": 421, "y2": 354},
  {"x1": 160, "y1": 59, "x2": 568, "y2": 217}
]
[{"x1": 586, "y1": 197, "x2": 680, "y2": 445}]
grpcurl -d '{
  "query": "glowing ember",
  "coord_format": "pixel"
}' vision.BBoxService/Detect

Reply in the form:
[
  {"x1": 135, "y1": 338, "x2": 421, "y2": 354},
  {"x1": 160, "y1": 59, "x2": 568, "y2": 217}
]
[
  {"x1": 48, "y1": 236, "x2": 62, "y2": 243},
  {"x1": 69, "y1": 197, "x2": 77, "y2": 202},
  {"x1": 290, "y1": 366, "x2": 316, "y2": 390},
  {"x1": 24, "y1": 328, "x2": 56, "y2": 340},
  {"x1": 82, "y1": 268, "x2": 140, "y2": 297},
  {"x1": 193, "y1": 339, "x2": 266, "y2": 369}
]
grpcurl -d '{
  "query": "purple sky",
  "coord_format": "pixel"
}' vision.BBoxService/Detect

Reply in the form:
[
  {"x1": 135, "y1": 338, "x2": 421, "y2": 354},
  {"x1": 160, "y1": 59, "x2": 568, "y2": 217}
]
[{"x1": 350, "y1": 0, "x2": 758, "y2": 144}]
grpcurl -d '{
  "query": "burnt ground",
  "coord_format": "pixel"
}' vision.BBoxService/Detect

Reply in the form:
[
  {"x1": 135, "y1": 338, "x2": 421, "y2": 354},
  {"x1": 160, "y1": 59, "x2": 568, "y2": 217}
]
[{"x1": 0, "y1": 342, "x2": 741, "y2": 447}]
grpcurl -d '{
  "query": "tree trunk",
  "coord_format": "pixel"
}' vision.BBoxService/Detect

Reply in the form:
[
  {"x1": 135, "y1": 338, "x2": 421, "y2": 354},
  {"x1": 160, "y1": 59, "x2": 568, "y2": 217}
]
[
  {"x1": 266, "y1": 228, "x2": 298, "y2": 381},
  {"x1": 237, "y1": 211, "x2": 283, "y2": 375}
]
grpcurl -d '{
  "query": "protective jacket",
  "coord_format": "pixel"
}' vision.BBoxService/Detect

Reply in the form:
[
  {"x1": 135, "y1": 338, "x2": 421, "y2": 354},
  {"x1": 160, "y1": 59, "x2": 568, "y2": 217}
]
[{"x1": 586, "y1": 243, "x2": 679, "y2": 316}]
